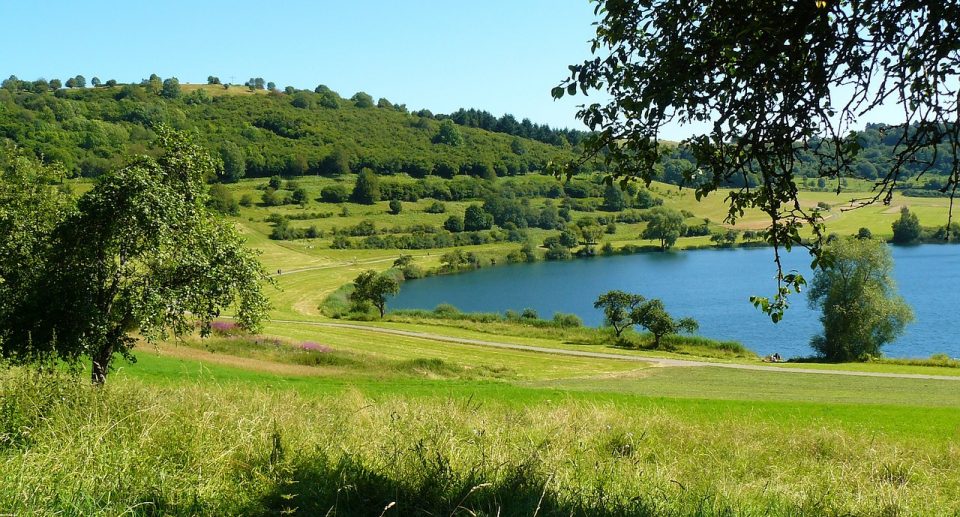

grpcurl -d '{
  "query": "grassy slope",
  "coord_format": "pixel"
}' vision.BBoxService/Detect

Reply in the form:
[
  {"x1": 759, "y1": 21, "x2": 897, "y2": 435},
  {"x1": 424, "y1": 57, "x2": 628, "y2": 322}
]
[
  {"x1": 5, "y1": 174, "x2": 957, "y2": 514},
  {"x1": 4, "y1": 339, "x2": 957, "y2": 514}
]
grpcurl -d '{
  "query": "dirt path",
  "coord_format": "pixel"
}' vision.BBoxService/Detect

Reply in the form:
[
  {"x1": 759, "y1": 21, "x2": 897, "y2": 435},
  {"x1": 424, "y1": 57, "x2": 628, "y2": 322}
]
[{"x1": 269, "y1": 319, "x2": 960, "y2": 382}]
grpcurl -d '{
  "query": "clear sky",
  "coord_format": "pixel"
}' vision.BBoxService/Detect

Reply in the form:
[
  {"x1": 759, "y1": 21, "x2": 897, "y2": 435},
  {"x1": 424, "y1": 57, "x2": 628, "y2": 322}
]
[{"x1": 1, "y1": 0, "x2": 606, "y2": 132}]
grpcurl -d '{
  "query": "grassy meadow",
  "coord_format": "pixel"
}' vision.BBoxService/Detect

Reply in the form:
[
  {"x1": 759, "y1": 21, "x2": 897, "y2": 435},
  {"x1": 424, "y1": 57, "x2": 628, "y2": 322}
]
[{"x1": 3, "y1": 173, "x2": 960, "y2": 515}]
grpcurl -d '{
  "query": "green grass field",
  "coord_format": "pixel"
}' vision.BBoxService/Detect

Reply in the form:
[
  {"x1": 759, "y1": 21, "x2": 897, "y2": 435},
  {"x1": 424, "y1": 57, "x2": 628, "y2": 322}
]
[{"x1": 3, "y1": 174, "x2": 958, "y2": 515}]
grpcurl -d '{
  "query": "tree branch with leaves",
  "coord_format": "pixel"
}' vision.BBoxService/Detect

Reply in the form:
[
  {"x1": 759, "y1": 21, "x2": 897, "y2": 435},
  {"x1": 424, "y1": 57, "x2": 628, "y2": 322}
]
[{"x1": 555, "y1": 0, "x2": 959, "y2": 320}]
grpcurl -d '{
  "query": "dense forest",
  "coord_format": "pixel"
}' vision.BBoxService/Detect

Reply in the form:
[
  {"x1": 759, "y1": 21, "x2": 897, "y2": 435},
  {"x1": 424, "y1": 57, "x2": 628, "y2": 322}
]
[
  {"x1": 0, "y1": 75, "x2": 579, "y2": 180},
  {"x1": 0, "y1": 74, "x2": 954, "y2": 197}
]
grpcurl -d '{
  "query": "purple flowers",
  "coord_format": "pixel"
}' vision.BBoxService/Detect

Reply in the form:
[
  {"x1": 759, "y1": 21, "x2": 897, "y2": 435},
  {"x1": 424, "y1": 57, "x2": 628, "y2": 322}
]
[
  {"x1": 300, "y1": 341, "x2": 332, "y2": 353},
  {"x1": 210, "y1": 320, "x2": 240, "y2": 335}
]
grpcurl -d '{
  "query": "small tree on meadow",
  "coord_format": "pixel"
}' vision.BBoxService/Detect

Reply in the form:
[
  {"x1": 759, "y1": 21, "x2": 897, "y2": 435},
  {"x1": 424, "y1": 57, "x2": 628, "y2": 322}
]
[
  {"x1": 291, "y1": 187, "x2": 309, "y2": 208},
  {"x1": 642, "y1": 207, "x2": 684, "y2": 250},
  {"x1": 891, "y1": 206, "x2": 921, "y2": 244},
  {"x1": 463, "y1": 205, "x2": 492, "y2": 231},
  {"x1": 388, "y1": 200, "x2": 402, "y2": 215},
  {"x1": 601, "y1": 182, "x2": 627, "y2": 211},
  {"x1": 349, "y1": 270, "x2": 400, "y2": 318},
  {"x1": 631, "y1": 299, "x2": 698, "y2": 348},
  {"x1": 594, "y1": 290, "x2": 646, "y2": 337},
  {"x1": 352, "y1": 168, "x2": 380, "y2": 204}
]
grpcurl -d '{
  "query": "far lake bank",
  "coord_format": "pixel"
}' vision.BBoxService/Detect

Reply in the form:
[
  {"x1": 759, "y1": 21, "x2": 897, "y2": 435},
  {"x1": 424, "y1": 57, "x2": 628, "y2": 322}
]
[{"x1": 392, "y1": 244, "x2": 960, "y2": 359}]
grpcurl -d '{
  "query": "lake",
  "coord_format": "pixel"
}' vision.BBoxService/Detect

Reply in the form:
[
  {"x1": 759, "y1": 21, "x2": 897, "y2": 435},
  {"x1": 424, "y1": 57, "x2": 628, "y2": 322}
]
[{"x1": 391, "y1": 244, "x2": 960, "y2": 359}]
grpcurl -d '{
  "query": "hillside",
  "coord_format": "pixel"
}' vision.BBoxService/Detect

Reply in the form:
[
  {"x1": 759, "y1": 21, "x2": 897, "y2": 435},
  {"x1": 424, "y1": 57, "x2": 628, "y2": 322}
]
[{"x1": 0, "y1": 81, "x2": 577, "y2": 179}]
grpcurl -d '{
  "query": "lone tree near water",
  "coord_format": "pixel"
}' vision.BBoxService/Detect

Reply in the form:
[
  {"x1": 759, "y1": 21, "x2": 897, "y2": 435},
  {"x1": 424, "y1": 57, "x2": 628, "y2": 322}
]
[
  {"x1": 808, "y1": 237, "x2": 913, "y2": 361},
  {"x1": 555, "y1": 0, "x2": 960, "y2": 319},
  {"x1": 631, "y1": 299, "x2": 699, "y2": 349},
  {"x1": 594, "y1": 290, "x2": 646, "y2": 337},
  {"x1": 349, "y1": 270, "x2": 400, "y2": 318},
  {"x1": 891, "y1": 207, "x2": 922, "y2": 244},
  {"x1": 641, "y1": 207, "x2": 684, "y2": 250},
  {"x1": 0, "y1": 127, "x2": 270, "y2": 384}
]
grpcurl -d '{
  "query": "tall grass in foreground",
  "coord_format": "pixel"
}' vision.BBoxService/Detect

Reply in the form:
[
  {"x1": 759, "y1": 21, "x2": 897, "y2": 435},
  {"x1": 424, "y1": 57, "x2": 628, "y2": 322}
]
[{"x1": 2, "y1": 367, "x2": 958, "y2": 515}]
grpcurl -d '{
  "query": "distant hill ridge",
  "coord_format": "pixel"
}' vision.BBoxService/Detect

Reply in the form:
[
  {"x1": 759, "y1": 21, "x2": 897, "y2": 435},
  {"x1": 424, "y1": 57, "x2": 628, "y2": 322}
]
[{"x1": 0, "y1": 78, "x2": 580, "y2": 181}]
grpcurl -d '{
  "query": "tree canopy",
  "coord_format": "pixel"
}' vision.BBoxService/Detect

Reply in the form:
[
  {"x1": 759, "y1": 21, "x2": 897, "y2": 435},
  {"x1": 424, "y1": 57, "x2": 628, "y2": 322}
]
[
  {"x1": 349, "y1": 270, "x2": 400, "y2": 318},
  {"x1": 807, "y1": 237, "x2": 913, "y2": 361},
  {"x1": 891, "y1": 207, "x2": 922, "y2": 244},
  {"x1": 0, "y1": 128, "x2": 270, "y2": 383},
  {"x1": 556, "y1": 0, "x2": 960, "y2": 319},
  {"x1": 631, "y1": 299, "x2": 698, "y2": 349},
  {"x1": 641, "y1": 207, "x2": 684, "y2": 250},
  {"x1": 593, "y1": 290, "x2": 645, "y2": 337}
]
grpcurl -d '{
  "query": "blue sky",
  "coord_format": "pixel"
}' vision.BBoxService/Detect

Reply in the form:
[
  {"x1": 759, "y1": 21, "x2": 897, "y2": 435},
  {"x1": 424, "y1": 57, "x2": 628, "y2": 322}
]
[
  {"x1": 2, "y1": 1, "x2": 917, "y2": 140},
  {"x1": 1, "y1": 0, "x2": 606, "y2": 132}
]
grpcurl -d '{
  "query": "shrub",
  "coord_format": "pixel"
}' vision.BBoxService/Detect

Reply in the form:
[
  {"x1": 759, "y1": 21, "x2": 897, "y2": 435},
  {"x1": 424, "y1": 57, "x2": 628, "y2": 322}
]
[
  {"x1": 433, "y1": 304, "x2": 461, "y2": 318},
  {"x1": 320, "y1": 185, "x2": 350, "y2": 203},
  {"x1": 424, "y1": 201, "x2": 447, "y2": 214},
  {"x1": 552, "y1": 313, "x2": 583, "y2": 328}
]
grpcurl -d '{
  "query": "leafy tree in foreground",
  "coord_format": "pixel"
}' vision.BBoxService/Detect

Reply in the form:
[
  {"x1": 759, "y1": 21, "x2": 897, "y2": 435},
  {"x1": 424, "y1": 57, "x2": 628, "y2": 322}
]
[
  {"x1": 0, "y1": 150, "x2": 70, "y2": 353},
  {"x1": 594, "y1": 290, "x2": 645, "y2": 337},
  {"x1": 3, "y1": 128, "x2": 270, "y2": 384},
  {"x1": 808, "y1": 237, "x2": 913, "y2": 361},
  {"x1": 349, "y1": 270, "x2": 400, "y2": 318},
  {"x1": 631, "y1": 299, "x2": 698, "y2": 349},
  {"x1": 641, "y1": 207, "x2": 683, "y2": 250},
  {"x1": 891, "y1": 207, "x2": 921, "y2": 244},
  {"x1": 556, "y1": 0, "x2": 960, "y2": 319}
]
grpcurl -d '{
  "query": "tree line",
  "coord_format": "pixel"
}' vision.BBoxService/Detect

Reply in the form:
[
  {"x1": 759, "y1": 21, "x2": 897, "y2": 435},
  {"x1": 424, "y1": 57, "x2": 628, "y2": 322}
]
[{"x1": 0, "y1": 76, "x2": 578, "y2": 181}]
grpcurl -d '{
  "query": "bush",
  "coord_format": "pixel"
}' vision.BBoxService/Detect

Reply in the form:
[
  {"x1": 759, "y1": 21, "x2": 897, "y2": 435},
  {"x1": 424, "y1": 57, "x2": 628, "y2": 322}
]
[
  {"x1": 433, "y1": 304, "x2": 461, "y2": 318},
  {"x1": 544, "y1": 244, "x2": 572, "y2": 260},
  {"x1": 388, "y1": 200, "x2": 402, "y2": 215},
  {"x1": 552, "y1": 313, "x2": 583, "y2": 328},
  {"x1": 320, "y1": 185, "x2": 350, "y2": 203},
  {"x1": 424, "y1": 201, "x2": 446, "y2": 214}
]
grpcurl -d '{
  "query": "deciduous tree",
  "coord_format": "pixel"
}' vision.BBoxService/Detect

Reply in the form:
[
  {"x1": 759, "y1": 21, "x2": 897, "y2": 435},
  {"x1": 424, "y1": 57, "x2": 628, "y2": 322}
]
[
  {"x1": 2, "y1": 127, "x2": 270, "y2": 384},
  {"x1": 352, "y1": 168, "x2": 380, "y2": 204},
  {"x1": 631, "y1": 299, "x2": 698, "y2": 348},
  {"x1": 891, "y1": 207, "x2": 921, "y2": 244},
  {"x1": 808, "y1": 237, "x2": 913, "y2": 361},
  {"x1": 641, "y1": 207, "x2": 683, "y2": 250},
  {"x1": 593, "y1": 290, "x2": 645, "y2": 337},
  {"x1": 556, "y1": 0, "x2": 960, "y2": 319},
  {"x1": 349, "y1": 270, "x2": 399, "y2": 318}
]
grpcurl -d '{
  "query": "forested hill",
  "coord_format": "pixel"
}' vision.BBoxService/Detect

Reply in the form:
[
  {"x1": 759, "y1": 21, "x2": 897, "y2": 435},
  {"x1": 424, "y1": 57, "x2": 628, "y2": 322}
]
[{"x1": 0, "y1": 80, "x2": 579, "y2": 180}]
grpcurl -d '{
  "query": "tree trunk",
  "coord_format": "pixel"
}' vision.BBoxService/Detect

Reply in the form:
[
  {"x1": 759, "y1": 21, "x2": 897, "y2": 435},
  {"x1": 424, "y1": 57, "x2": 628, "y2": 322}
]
[{"x1": 91, "y1": 345, "x2": 113, "y2": 386}]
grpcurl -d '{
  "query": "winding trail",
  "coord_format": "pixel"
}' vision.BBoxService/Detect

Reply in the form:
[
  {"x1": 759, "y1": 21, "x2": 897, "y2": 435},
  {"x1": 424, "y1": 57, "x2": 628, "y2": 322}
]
[{"x1": 268, "y1": 319, "x2": 960, "y2": 382}]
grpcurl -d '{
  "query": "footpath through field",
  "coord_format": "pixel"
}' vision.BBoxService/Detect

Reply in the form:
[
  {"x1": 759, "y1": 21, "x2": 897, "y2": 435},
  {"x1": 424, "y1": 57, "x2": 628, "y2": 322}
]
[{"x1": 270, "y1": 319, "x2": 960, "y2": 381}]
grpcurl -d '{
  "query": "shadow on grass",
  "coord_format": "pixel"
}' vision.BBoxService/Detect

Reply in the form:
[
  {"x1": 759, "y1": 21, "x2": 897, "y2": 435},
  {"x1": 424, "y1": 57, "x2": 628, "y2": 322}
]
[{"x1": 257, "y1": 453, "x2": 657, "y2": 517}]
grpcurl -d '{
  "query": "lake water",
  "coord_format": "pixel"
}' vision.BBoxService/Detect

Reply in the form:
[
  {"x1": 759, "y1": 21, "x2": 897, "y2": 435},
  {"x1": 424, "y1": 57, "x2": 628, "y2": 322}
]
[{"x1": 391, "y1": 244, "x2": 960, "y2": 359}]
